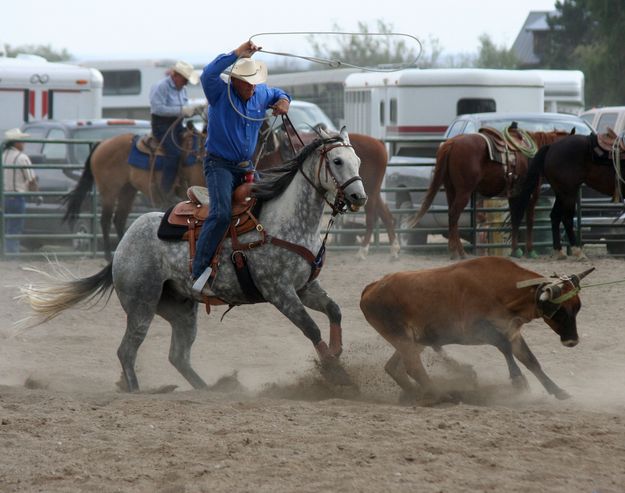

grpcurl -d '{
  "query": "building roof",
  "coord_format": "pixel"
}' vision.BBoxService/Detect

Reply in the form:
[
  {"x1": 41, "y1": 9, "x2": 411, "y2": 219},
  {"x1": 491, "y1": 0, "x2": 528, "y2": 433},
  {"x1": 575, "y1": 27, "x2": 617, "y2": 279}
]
[{"x1": 512, "y1": 10, "x2": 555, "y2": 67}]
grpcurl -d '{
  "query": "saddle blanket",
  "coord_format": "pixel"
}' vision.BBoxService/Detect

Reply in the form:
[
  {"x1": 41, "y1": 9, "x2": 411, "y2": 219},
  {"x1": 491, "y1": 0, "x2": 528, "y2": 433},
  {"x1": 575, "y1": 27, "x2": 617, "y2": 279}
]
[{"x1": 127, "y1": 135, "x2": 200, "y2": 171}]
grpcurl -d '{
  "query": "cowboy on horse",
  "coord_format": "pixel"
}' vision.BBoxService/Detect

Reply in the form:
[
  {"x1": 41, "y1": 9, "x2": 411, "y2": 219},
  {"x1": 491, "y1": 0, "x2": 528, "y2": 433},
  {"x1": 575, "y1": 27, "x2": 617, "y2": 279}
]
[
  {"x1": 148, "y1": 60, "x2": 206, "y2": 194},
  {"x1": 190, "y1": 40, "x2": 291, "y2": 295}
]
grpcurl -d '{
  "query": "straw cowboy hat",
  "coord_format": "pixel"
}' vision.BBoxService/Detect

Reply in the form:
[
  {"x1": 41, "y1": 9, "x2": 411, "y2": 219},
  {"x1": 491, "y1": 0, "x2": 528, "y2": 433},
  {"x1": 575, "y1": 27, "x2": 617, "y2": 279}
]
[
  {"x1": 3, "y1": 128, "x2": 30, "y2": 140},
  {"x1": 227, "y1": 58, "x2": 267, "y2": 85},
  {"x1": 172, "y1": 61, "x2": 199, "y2": 85}
]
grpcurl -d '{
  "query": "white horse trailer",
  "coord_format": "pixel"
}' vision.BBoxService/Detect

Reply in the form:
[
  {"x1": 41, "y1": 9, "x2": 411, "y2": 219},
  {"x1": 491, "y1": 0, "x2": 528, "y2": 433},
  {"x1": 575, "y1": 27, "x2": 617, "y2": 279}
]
[
  {"x1": 344, "y1": 68, "x2": 544, "y2": 155},
  {"x1": 525, "y1": 70, "x2": 585, "y2": 115},
  {"x1": 80, "y1": 59, "x2": 205, "y2": 120},
  {"x1": 267, "y1": 68, "x2": 359, "y2": 128},
  {"x1": 0, "y1": 55, "x2": 103, "y2": 135}
]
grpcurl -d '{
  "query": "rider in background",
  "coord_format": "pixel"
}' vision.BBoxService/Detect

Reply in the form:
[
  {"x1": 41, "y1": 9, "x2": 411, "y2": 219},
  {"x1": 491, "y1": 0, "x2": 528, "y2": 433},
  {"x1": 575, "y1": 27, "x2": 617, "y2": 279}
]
[
  {"x1": 192, "y1": 40, "x2": 291, "y2": 294},
  {"x1": 149, "y1": 60, "x2": 204, "y2": 195}
]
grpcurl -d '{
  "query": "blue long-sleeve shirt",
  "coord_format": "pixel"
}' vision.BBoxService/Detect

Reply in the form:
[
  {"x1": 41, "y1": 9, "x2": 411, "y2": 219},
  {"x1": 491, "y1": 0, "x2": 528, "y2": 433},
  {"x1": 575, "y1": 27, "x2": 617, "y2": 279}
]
[
  {"x1": 149, "y1": 76, "x2": 189, "y2": 117},
  {"x1": 200, "y1": 52, "x2": 290, "y2": 162}
]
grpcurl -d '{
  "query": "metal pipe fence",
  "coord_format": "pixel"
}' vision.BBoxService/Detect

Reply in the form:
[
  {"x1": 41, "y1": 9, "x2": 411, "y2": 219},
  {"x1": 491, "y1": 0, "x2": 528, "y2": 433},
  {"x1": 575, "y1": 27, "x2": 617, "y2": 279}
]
[{"x1": 2, "y1": 137, "x2": 625, "y2": 258}]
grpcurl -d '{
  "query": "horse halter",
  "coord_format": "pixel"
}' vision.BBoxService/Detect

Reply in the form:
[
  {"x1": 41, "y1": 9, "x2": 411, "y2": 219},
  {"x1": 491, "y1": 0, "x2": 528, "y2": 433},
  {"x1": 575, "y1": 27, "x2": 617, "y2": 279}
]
[
  {"x1": 299, "y1": 140, "x2": 363, "y2": 216},
  {"x1": 517, "y1": 267, "x2": 594, "y2": 319}
]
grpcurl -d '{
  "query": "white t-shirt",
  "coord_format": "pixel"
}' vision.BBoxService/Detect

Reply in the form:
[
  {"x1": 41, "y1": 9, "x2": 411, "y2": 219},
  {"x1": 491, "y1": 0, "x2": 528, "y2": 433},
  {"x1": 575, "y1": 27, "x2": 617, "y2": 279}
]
[{"x1": 2, "y1": 147, "x2": 36, "y2": 193}]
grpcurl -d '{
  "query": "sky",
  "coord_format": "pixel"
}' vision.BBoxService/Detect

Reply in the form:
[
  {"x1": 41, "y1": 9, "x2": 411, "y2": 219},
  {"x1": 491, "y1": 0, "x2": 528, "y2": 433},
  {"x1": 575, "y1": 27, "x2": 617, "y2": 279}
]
[{"x1": 3, "y1": 0, "x2": 558, "y2": 65}]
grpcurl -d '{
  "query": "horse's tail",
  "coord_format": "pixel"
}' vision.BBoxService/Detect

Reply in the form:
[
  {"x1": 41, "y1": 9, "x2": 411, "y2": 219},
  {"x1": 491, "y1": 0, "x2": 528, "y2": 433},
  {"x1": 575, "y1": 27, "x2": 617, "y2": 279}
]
[
  {"x1": 19, "y1": 262, "x2": 114, "y2": 326},
  {"x1": 406, "y1": 141, "x2": 451, "y2": 228},
  {"x1": 62, "y1": 143, "x2": 99, "y2": 227},
  {"x1": 513, "y1": 144, "x2": 550, "y2": 224}
]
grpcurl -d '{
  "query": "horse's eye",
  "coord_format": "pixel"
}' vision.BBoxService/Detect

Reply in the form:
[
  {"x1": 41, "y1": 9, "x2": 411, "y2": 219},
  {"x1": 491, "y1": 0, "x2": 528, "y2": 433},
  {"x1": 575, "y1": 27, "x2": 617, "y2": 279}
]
[{"x1": 333, "y1": 158, "x2": 343, "y2": 166}]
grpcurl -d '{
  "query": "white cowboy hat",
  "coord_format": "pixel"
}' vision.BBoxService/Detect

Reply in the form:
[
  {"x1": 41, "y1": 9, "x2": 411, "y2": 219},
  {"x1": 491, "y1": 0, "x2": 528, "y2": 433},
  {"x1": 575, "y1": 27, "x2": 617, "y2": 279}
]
[
  {"x1": 227, "y1": 58, "x2": 267, "y2": 85},
  {"x1": 172, "y1": 61, "x2": 199, "y2": 85},
  {"x1": 4, "y1": 128, "x2": 30, "y2": 140}
]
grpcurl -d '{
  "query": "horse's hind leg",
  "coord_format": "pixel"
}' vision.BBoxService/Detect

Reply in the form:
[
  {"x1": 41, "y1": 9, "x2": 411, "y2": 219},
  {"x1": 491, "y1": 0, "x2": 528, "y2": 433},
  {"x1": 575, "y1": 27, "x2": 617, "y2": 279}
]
[
  {"x1": 113, "y1": 184, "x2": 138, "y2": 243},
  {"x1": 100, "y1": 200, "x2": 115, "y2": 262},
  {"x1": 117, "y1": 301, "x2": 158, "y2": 392},
  {"x1": 157, "y1": 287, "x2": 208, "y2": 390},
  {"x1": 298, "y1": 280, "x2": 342, "y2": 356},
  {"x1": 446, "y1": 189, "x2": 472, "y2": 259}
]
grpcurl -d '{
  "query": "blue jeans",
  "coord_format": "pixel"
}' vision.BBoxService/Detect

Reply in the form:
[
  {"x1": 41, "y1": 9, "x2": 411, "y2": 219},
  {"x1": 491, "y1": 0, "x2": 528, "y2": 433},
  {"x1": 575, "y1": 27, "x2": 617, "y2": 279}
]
[
  {"x1": 4, "y1": 196, "x2": 26, "y2": 253},
  {"x1": 152, "y1": 121, "x2": 183, "y2": 193},
  {"x1": 192, "y1": 155, "x2": 249, "y2": 278}
]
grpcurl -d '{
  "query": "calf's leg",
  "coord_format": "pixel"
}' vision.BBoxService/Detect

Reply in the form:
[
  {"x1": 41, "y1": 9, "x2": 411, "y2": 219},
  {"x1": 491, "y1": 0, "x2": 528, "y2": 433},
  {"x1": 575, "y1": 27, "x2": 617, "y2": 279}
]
[{"x1": 511, "y1": 335, "x2": 570, "y2": 399}]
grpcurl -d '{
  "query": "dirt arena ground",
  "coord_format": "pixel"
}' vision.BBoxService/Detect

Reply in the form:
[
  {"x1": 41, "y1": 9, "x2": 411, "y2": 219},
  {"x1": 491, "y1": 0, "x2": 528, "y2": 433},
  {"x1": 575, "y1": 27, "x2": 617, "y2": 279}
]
[{"x1": 1, "y1": 248, "x2": 624, "y2": 492}]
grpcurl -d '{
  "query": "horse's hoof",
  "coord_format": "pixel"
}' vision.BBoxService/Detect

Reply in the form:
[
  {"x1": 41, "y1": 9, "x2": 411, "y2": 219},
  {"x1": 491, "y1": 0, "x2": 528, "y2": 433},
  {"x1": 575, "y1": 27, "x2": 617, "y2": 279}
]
[
  {"x1": 398, "y1": 390, "x2": 418, "y2": 406},
  {"x1": 552, "y1": 249, "x2": 567, "y2": 260},
  {"x1": 511, "y1": 374, "x2": 530, "y2": 391},
  {"x1": 526, "y1": 250, "x2": 539, "y2": 259},
  {"x1": 389, "y1": 240, "x2": 400, "y2": 261},
  {"x1": 510, "y1": 248, "x2": 524, "y2": 259},
  {"x1": 356, "y1": 245, "x2": 369, "y2": 260},
  {"x1": 318, "y1": 357, "x2": 357, "y2": 388},
  {"x1": 553, "y1": 388, "x2": 571, "y2": 400}
]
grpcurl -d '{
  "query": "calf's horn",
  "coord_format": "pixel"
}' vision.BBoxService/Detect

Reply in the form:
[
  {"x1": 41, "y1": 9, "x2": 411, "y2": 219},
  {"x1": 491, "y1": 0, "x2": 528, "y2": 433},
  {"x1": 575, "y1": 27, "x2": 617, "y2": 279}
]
[
  {"x1": 576, "y1": 266, "x2": 596, "y2": 280},
  {"x1": 570, "y1": 266, "x2": 596, "y2": 287}
]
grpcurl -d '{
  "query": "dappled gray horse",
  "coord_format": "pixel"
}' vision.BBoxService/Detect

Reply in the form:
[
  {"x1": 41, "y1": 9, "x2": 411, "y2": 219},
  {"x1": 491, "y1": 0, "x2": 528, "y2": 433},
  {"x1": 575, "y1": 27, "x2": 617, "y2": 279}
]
[{"x1": 21, "y1": 128, "x2": 367, "y2": 392}]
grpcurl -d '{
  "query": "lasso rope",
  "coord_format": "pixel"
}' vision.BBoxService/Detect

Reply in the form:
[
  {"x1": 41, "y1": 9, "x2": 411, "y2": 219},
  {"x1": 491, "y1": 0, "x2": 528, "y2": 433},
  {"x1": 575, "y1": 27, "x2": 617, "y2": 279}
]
[
  {"x1": 581, "y1": 278, "x2": 625, "y2": 289},
  {"x1": 249, "y1": 31, "x2": 423, "y2": 72},
  {"x1": 503, "y1": 127, "x2": 538, "y2": 158},
  {"x1": 225, "y1": 31, "x2": 423, "y2": 123}
]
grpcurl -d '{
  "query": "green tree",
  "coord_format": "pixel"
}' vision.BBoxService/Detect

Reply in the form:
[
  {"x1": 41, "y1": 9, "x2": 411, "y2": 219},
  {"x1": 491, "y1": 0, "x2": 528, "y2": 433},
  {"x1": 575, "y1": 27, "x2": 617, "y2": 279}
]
[
  {"x1": 474, "y1": 34, "x2": 519, "y2": 69},
  {"x1": 541, "y1": 0, "x2": 625, "y2": 106},
  {"x1": 3, "y1": 43, "x2": 72, "y2": 62},
  {"x1": 308, "y1": 20, "x2": 425, "y2": 69}
]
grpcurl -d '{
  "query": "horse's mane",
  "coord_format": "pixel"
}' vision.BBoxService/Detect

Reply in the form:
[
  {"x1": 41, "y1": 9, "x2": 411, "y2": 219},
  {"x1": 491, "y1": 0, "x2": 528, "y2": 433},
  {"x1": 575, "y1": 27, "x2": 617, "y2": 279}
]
[
  {"x1": 252, "y1": 135, "x2": 345, "y2": 201},
  {"x1": 529, "y1": 129, "x2": 571, "y2": 148}
]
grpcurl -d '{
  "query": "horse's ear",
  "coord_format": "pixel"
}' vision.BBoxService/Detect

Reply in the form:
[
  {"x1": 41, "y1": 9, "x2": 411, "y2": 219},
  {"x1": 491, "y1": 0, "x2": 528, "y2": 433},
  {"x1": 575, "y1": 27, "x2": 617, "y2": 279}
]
[
  {"x1": 339, "y1": 126, "x2": 350, "y2": 144},
  {"x1": 570, "y1": 127, "x2": 576, "y2": 135}
]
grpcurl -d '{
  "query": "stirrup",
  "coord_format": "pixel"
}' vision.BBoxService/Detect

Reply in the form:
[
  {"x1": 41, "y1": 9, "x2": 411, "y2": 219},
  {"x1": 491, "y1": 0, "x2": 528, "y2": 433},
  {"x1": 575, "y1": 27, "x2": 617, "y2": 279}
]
[{"x1": 192, "y1": 266, "x2": 212, "y2": 295}]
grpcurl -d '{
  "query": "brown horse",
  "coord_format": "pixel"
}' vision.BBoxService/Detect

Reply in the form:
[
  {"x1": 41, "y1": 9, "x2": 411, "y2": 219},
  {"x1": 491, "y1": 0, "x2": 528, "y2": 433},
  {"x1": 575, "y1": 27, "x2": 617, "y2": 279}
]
[
  {"x1": 516, "y1": 133, "x2": 623, "y2": 259},
  {"x1": 63, "y1": 125, "x2": 205, "y2": 260},
  {"x1": 257, "y1": 126, "x2": 399, "y2": 259},
  {"x1": 408, "y1": 129, "x2": 572, "y2": 259}
]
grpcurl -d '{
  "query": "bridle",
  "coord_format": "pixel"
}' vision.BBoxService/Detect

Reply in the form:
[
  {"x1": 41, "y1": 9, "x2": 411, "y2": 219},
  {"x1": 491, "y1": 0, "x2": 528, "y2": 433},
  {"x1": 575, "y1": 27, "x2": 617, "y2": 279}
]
[{"x1": 298, "y1": 140, "x2": 363, "y2": 216}]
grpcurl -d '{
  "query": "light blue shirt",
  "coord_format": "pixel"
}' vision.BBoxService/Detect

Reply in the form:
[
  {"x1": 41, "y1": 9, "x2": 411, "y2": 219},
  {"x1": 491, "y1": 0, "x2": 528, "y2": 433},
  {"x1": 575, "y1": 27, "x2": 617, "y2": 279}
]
[
  {"x1": 149, "y1": 76, "x2": 189, "y2": 117},
  {"x1": 200, "y1": 52, "x2": 290, "y2": 162}
]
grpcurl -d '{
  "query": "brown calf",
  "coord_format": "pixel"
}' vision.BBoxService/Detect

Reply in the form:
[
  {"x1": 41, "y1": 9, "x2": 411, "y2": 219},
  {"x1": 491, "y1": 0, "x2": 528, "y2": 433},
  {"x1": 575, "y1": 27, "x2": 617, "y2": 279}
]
[{"x1": 360, "y1": 257, "x2": 594, "y2": 403}]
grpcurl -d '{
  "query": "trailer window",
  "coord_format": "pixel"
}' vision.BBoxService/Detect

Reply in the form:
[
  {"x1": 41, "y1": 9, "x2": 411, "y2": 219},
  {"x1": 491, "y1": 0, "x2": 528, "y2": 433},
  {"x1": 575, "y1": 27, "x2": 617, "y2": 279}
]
[
  {"x1": 42, "y1": 129, "x2": 68, "y2": 162},
  {"x1": 102, "y1": 70, "x2": 141, "y2": 96},
  {"x1": 390, "y1": 98, "x2": 397, "y2": 124},
  {"x1": 457, "y1": 99, "x2": 496, "y2": 115}
]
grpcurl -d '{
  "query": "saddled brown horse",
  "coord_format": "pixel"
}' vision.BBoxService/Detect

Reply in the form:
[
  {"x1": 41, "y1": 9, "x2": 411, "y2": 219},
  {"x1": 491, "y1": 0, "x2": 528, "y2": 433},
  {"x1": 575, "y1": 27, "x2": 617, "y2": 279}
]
[
  {"x1": 63, "y1": 124, "x2": 205, "y2": 260},
  {"x1": 516, "y1": 132, "x2": 624, "y2": 259},
  {"x1": 257, "y1": 125, "x2": 399, "y2": 259},
  {"x1": 408, "y1": 129, "x2": 572, "y2": 259}
]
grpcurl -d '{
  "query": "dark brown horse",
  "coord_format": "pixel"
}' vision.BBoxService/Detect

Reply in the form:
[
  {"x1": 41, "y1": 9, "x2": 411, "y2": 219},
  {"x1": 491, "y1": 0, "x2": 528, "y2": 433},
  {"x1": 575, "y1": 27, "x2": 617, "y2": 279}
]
[
  {"x1": 63, "y1": 125, "x2": 205, "y2": 260},
  {"x1": 516, "y1": 133, "x2": 622, "y2": 259},
  {"x1": 408, "y1": 129, "x2": 572, "y2": 259},
  {"x1": 257, "y1": 126, "x2": 399, "y2": 259}
]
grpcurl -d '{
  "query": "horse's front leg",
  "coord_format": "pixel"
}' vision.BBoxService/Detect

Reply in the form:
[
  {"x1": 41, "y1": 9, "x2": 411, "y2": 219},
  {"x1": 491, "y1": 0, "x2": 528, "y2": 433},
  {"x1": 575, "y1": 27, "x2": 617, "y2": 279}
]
[
  {"x1": 298, "y1": 280, "x2": 342, "y2": 357},
  {"x1": 266, "y1": 286, "x2": 333, "y2": 362}
]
